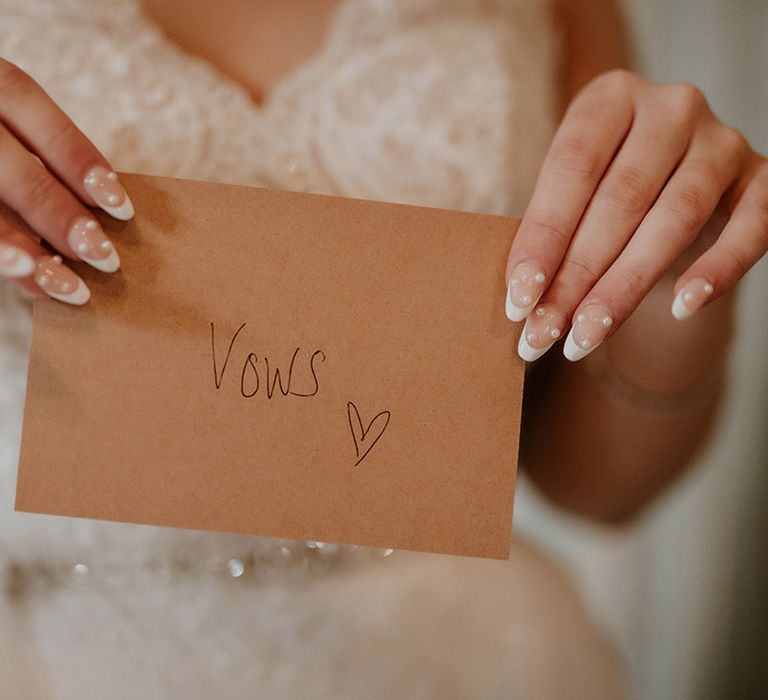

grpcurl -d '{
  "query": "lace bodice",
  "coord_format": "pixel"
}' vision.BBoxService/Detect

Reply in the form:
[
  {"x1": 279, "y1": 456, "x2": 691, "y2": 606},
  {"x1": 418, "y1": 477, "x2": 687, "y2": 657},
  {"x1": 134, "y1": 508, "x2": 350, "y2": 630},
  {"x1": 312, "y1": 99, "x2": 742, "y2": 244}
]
[{"x1": 1, "y1": 0, "x2": 559, "y2": 213}]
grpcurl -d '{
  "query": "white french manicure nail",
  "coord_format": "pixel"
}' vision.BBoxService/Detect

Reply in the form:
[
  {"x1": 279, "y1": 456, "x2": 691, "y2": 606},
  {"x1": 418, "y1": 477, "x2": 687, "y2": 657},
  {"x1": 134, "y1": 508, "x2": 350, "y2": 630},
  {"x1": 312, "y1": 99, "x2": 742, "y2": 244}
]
[
  {"x1": 517, "y1": 303, "x2": 565, "y2": 362},
  {"x1": 34, "y1": 255, "x2": 91, "y2": 305},
  {"x1": 82, "y1": 166, "x2": 134, "y2": 220},
  {"x1": 671, "y1": 278, "x2": 714, "y2": 320},
  {"x1": 0, "y1": 242, "x2": 36, "y2": 278},
  {"x1": 67, "y1": 216, "x2": 121, "y2": 273},
  {"x1": 563, "y1": 304, "x2": 614, "y2": 361},
  {"x1": 505, "y1": 261, "x2": 547, "y2": 322}
]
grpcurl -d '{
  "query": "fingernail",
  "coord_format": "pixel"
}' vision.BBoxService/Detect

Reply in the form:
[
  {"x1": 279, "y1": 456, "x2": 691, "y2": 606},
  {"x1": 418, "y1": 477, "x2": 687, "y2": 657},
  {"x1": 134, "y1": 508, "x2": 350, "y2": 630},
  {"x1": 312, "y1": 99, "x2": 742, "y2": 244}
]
[
  {"x1": 505, "y1": 261, "x2": 547, "y2": 322},
  {"x1": 82, "y1": 165, "x2": 134, "y2": 220},
  {"x1": 0, "y1": 241, "x2": 36, "y2": 278},
  {"x1": 671, "y1": 278, "x2": 714, "y2": 320},
  {"x1": 518, "y1": 303, "x2": 566, "y2": 362},
  {"x1": 67, "y1": 216, "x2": 120, "y2": 273},
  {"x1": 563, "y1": 304, "x2": 614, "y2": 361},
  {"x1": 34, "y1": 255, "x2": 91, "y2": 305}
]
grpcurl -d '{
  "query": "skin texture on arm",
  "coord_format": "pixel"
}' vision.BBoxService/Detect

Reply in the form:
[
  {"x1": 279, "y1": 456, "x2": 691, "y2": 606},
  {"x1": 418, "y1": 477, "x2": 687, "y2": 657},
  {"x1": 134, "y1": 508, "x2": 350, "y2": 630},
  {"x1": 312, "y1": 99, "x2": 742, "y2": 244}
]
[{"x1": 519, "y1": 0, "x2": 740, "y2": 523}]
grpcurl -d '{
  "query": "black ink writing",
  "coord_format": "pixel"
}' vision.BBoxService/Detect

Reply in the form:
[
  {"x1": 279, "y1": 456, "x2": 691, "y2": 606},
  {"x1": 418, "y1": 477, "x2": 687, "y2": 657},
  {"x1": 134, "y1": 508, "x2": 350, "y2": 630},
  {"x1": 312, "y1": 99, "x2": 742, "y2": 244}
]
[
  {"x1": 210, "y1": 322, "x2": 326, "y2": 400},
  {"x1": 211, "y1": 322, "x2": 246, "y2": 389},
  {"x1": 240, "y1": 353, "x2": 260, "y2": 398},
  {"x1": 347, "y1": 401, "x2": 391, "y2": 466}
]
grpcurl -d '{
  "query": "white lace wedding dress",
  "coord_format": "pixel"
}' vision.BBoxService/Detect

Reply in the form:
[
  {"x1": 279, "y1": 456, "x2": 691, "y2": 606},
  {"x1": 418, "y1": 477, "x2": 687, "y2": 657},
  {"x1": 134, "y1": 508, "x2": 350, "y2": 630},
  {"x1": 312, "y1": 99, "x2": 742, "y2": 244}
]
[{"x1": 0, "y1": 0, "x2": 625, "y2": 697}]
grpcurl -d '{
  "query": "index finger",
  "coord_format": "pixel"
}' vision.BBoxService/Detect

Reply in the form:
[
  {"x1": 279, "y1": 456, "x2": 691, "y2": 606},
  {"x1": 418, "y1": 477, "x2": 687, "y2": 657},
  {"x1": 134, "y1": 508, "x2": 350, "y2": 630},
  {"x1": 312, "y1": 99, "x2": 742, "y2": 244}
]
[
  {"x1": 0, "y1": 59, "x2": 133, "y2": 219},
  {"x1": 504, "y1": 71, "x2": 635, "y2": 321}
]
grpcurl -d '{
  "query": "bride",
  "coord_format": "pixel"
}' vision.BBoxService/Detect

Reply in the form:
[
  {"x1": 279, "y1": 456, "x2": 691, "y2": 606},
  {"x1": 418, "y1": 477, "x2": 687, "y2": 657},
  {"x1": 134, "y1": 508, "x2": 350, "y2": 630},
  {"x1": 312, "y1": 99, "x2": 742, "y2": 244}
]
[{"x1": 0, "y1": 0, "x2": 765, "y2": 697}]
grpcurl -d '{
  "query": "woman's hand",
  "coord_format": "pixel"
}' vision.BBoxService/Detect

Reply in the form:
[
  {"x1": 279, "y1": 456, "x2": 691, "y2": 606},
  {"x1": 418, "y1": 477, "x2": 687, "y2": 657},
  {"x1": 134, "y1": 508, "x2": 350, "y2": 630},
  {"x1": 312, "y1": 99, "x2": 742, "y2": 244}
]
[
  {"x1": 0, "y1": 58, "x2": 133, "y2": 305},
  {"x1": 505, "y1": 68, "x2": 768, "y2": 362}
]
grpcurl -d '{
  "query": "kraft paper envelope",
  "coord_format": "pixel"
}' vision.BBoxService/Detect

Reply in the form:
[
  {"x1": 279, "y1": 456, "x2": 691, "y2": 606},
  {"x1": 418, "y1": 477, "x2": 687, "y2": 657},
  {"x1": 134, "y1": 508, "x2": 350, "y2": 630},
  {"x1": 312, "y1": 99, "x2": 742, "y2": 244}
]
[{"x1": 15, "y1": 174, "x2": 525, "y2": 559}]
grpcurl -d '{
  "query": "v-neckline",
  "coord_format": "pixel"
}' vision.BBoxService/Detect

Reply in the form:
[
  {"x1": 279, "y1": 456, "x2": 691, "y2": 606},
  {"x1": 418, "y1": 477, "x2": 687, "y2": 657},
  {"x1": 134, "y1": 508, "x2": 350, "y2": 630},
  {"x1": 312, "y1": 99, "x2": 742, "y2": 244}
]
[{"x1": 136, "y1": 0, "x2": 355, "y2": 113}]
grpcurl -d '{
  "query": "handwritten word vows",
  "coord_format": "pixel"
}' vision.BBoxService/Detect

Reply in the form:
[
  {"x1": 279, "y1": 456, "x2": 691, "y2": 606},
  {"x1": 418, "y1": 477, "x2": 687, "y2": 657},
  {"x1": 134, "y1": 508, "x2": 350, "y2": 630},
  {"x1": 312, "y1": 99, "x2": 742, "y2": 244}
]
[{"x1": 210, "y1": 322, "x2": 326, "y2": 400}]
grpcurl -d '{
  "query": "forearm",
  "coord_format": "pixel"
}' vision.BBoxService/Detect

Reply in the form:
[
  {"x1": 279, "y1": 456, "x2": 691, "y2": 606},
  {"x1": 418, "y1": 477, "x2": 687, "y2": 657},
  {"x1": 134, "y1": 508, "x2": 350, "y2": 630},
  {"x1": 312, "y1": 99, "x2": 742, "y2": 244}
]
[{"x1": 521, "y1": 271, "x2": 737, "y2": 523}]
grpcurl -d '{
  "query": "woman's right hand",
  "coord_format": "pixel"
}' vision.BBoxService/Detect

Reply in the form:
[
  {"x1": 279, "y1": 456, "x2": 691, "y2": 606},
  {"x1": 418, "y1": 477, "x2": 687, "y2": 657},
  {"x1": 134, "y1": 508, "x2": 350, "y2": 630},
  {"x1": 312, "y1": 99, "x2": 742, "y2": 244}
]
[{"x1": 0, "y1": 58, "x2": 133, "y2": 305}]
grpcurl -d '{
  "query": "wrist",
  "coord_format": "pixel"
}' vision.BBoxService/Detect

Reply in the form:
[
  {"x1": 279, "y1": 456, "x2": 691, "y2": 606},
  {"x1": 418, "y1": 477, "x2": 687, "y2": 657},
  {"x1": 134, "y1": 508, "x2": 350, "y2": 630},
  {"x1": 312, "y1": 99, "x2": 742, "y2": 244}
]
[
  {"x1": 580, "y1": 336, "x2": 727, "y2": 413},
  {"x1": 599, "y1": 273, "x2": 737, "y2": 395}
]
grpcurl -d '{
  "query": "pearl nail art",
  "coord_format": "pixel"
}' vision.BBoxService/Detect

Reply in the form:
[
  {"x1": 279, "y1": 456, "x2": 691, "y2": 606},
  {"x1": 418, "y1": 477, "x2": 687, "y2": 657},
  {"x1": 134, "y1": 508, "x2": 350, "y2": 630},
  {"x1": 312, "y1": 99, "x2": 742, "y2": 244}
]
[
  {"x1": 67, "y1": 216, "x2": 120, "y2": 273},
  {"x1": 34, "y1": 255, "x2": 91, "y2": 305},
  {"x1": 671, "y1": 277, "x2": 714, "y2": 320},
  {"x1": 518, "y1": 303, "x2": 566, "y2": 362},
  {"x1": 505, "y1": 261, "x2": 547, "y2": 322},
  {"x1": 0, "y1": 241, "x2": 36, "y2": 278},
  {"x1": 563, "y1": 304, "x2": 614, "y2": 361},
  {"x1": 82, "y1": 165, "x2": 134, "y2": 220}
]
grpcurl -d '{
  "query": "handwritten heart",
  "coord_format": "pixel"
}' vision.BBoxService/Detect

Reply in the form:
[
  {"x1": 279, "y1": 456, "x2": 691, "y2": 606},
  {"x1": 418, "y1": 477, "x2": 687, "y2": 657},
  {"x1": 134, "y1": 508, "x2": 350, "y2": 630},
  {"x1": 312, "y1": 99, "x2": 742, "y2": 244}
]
[{"x1": 347, "y1": 401, "x2": 391, "y2": 466}]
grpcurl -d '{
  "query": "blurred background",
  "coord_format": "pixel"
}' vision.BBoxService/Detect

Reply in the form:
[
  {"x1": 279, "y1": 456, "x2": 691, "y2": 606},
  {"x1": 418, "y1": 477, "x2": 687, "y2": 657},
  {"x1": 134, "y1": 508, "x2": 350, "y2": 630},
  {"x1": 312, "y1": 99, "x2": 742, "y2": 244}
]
[{"x1": 517, "y1": 1, "x2": 768, "y2": 698}]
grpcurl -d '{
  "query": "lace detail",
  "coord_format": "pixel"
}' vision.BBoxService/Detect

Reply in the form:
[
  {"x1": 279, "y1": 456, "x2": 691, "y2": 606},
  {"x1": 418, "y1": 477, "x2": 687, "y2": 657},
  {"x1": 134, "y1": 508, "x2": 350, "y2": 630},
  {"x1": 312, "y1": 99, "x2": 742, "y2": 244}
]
[{"x1": 1, "y1": 0, "x2": 559, "y2": 208}]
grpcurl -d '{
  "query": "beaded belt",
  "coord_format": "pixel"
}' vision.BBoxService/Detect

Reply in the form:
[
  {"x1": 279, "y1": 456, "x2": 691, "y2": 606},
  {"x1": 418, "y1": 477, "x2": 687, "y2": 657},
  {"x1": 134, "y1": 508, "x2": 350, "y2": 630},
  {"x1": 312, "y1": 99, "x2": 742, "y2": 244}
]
[{"x1": 2, "y1": 539, "x2": 395, "y2": 600}]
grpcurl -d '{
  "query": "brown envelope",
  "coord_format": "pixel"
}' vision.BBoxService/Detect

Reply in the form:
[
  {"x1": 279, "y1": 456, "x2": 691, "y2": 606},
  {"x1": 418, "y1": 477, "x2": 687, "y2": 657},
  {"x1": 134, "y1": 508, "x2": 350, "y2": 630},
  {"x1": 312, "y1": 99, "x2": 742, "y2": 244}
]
[{"x1": 15, "y1": 174, "x2": 525, "y2": 559}]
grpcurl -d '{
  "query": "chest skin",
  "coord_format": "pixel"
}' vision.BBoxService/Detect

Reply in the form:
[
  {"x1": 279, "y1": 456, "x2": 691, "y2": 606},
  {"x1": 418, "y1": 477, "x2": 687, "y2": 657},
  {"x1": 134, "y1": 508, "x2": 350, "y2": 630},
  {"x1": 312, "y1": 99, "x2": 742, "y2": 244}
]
[{"x1": 140, "y1": 0, "x2": 340, "y2": 106}]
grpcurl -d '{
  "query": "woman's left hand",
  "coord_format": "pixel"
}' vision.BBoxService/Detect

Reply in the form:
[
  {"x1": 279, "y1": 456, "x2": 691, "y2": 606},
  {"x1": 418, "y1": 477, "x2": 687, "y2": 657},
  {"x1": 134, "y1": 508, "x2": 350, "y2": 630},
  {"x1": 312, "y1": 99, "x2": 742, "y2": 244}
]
[{"x1": 505, "y1": 68, "x2": 768, "y2": 362}]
